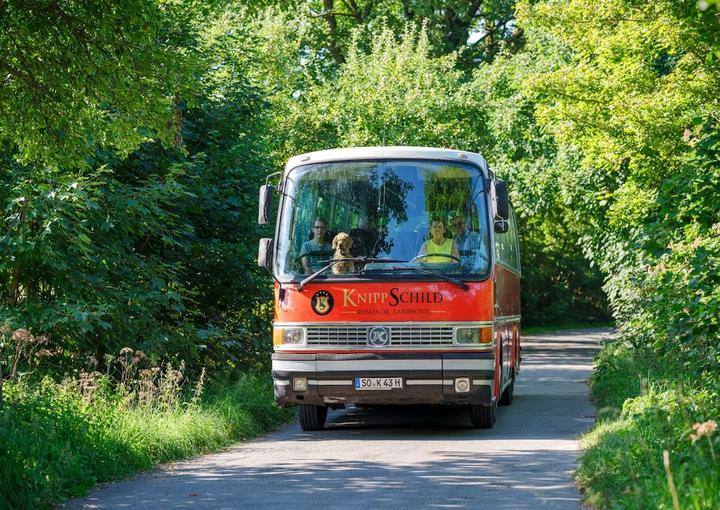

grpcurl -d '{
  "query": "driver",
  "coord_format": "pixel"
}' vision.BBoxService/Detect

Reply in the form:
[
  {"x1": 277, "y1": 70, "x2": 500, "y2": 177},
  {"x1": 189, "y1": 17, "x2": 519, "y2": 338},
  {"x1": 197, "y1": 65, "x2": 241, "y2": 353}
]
[
  {"x1": 451, "y1": 213, "x2": 488, "y2": 273},
  {"x1": 417, "y1": 219, "x2": 459, "y2": 264},
  {"x1": 301, "y1": 218, "x2": 331, "y2": 274}
]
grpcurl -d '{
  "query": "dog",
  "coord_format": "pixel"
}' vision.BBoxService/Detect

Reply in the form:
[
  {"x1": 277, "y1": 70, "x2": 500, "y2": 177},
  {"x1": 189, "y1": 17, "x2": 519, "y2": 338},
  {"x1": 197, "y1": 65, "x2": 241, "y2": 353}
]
[{"x1": 332, "y1": 232, "x2": 355, "y2": 274}]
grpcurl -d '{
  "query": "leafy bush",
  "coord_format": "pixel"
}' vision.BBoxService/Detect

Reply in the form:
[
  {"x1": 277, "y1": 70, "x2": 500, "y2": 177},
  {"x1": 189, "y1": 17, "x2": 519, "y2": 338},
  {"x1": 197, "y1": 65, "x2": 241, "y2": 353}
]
[
  {"x1": 579, "y1": 342, "x2": 720, "y2": 509},
  {"x1": 0, "y1": 32, "x2": 275, "y2": 376},
  {"x1": 0, "y1": 373, "x2": 291, "y2": 510}
]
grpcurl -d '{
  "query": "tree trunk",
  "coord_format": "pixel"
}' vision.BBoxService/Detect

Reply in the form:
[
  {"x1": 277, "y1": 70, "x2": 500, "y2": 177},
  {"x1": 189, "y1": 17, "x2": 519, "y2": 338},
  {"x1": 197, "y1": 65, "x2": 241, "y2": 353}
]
[
  {"x1": 173, "y1": 92, "x2": 183, "y2": 147},
  {"x1": 0, "y1": 348, "x2": 4, "y2": 405},
  {"x1": 323, "y1": 0, "x2": 346, "y2": 65},
  {"x1": 6, "y1": 263, "x2": 20, "y2": 306},
  {"x1": 10, "y1": 343, "x2": 22, "y2": 380}
]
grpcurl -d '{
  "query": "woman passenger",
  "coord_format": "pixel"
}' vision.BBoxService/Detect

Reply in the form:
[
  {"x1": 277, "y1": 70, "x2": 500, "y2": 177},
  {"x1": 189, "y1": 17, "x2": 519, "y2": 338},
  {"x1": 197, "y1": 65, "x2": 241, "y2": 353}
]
[{"x1": 417, "y1": 219, "x2": 460, "y2": 263}]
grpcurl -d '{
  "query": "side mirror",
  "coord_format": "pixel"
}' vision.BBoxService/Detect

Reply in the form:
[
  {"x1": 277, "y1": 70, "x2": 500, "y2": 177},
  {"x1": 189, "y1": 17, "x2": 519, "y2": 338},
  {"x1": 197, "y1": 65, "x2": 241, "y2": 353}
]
[
  {"x1": 258, "y1": 238, "x2": 273, "y2": 270},
  {"x1": 258, "y1": 185, "x2": 274, "y2": 225},
  {"x1": 494, "y1": 219, "x2": 509, "y2": 234},
  {"x1": 495, "y1": 180, "x2": 509, "y2": 221}
]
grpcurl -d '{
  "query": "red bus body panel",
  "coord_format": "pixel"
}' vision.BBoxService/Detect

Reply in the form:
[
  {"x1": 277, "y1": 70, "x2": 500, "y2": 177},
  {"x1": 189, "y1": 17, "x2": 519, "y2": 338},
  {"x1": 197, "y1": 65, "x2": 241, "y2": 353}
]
[
  {"x1": 272, "y1": 271, "x2": 520, "y2": 408},
  {"x1": 274, "y1": 280, "x2": 494, "y2": 323}
]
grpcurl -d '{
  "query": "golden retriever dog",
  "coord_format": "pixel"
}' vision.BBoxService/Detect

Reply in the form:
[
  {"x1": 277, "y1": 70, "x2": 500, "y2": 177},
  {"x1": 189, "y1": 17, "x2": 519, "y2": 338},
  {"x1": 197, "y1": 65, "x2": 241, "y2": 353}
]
[{"x1": 332, "y1": 232, "x2": 355, "y2": 274}]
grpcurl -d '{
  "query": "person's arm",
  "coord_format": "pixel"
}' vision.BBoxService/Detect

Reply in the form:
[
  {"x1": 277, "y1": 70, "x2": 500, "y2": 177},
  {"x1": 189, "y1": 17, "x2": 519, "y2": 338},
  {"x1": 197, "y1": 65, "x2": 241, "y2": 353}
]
[
  {"x1": 451, "y1": 241, "x2": 460, "y2": 260},
  {"x1": 301, "y1": 255, "x2": 312, "y2": 274},
  {"x1": 299, "y1": 242, "x2": 313, "y2": 274}
]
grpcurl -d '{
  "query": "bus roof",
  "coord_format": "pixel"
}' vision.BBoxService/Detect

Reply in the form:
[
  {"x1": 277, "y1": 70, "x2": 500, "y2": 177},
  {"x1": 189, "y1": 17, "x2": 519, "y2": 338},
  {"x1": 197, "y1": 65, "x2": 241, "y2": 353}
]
[{"x1": 285, "y1": 146, "x2": 489, "y2": 176}]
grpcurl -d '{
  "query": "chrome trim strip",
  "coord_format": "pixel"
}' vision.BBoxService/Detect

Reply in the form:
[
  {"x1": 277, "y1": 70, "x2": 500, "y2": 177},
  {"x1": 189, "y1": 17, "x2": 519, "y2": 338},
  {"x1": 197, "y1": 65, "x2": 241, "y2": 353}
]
[
  {"x1": 472, "y1": 379, "x2": 493, "y2": 386},
  {"x1": 317, "y1": 359, "x2": 442, "y2": 371},
  {"x1": 274, "y1": 380, "x2": 290, "y2": 386},
  {"x1": 443, "y1": 359, "x2": 494, "y2": 371},
  {"x1": 274, "y1": 344, "x2": 495, "y2": 351},
  {"x1": 275, "y1": 321, "x2": 498, "y2": 350},
  {"x1": 308, "y1": 379, "x2": 353, "y2": 386},
  {"x1": 273, "y1": 360, "x2": 316, "y2": 372},
  {"x1": 406, "y1": 379, "x2": 444, "y2": 385}
]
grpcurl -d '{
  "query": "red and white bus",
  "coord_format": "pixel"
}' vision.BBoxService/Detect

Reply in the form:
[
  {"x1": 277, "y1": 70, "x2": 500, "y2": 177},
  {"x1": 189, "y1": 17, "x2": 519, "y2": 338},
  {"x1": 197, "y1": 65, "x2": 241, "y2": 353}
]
[{"x1": 258, "y1": 147, "x2": 521, "y2": 430}]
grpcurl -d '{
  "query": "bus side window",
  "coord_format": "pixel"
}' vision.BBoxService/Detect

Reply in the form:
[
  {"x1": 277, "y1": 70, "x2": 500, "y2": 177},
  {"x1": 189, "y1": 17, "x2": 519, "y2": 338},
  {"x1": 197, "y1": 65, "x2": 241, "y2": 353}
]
[
  {"x1": 509, "y1": 207, "x2": 521, "y2": 274},
  {"x1": 495, "y1": 205, "x2": 520, "y2": 274},
  {"x1": 494, "y1": 219, "x2": 508, "y2": 267}
]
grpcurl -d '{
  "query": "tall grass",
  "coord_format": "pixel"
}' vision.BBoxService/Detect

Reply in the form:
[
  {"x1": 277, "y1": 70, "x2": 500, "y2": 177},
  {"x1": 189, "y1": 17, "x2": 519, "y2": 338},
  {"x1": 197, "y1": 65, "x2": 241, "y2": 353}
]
[
  {"x1": 577, "y1": 341, "x2": 720, "y2": 509},
  {"x1": 0, "y1": 373, "x2": 292, "y2": 510}
]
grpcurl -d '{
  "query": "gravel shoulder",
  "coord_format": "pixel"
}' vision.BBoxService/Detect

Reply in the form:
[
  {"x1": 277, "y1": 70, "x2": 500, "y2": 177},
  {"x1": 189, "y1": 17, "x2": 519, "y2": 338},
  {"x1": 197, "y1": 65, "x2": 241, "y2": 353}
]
[{"x1": 63, "y1": 328, "x2": 610, "y2": 510}]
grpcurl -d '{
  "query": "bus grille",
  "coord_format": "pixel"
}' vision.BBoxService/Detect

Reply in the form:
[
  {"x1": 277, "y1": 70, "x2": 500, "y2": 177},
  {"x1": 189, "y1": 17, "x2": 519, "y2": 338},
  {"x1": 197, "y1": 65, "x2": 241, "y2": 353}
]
[{"x1": 306, "y1": 325, "x2": 454, "y2": 347}]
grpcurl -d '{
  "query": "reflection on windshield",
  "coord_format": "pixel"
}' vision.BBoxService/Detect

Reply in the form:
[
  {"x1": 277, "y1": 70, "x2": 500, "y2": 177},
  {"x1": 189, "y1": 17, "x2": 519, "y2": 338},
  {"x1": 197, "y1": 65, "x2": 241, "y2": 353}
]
[{"x1": 275, "y1": 160, "x2": 490, "y2": 281}]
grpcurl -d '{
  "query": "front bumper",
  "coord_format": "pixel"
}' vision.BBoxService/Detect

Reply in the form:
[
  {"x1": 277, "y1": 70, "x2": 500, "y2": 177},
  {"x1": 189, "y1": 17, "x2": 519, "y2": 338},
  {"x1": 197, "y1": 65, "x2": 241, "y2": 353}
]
[{"x1": 272, "y1": 351, "x2": 495, "y2": 406}]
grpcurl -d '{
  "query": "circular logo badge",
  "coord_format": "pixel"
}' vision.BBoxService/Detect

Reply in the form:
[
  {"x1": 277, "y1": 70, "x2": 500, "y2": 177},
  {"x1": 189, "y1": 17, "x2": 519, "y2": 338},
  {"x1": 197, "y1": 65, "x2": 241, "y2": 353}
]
[
  {"x1": 311, "y1": 290, "x2": 334, "y2": 315},
  {"x1": 367, "y1": 326, "x2": 391, "y2": 347}
]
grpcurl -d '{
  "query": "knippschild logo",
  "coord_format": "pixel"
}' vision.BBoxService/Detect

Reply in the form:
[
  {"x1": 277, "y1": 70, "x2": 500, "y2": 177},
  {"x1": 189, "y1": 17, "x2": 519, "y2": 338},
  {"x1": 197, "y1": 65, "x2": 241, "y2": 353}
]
[
  {"x1": 311, "y1": 290, "x2": 334, "y2": 315},
  {"x1": 367, "y1": 326, "x2": 390, "y2": 347}
]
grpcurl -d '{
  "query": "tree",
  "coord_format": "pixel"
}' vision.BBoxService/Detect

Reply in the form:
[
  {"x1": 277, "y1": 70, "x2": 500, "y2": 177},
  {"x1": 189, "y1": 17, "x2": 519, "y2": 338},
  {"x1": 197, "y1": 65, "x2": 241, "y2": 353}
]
[
  {"x1": 277, "y1": 26, "x2": 491, "y2": 158},
  {"x1": 516, "y1": 0, "x2": 720, "y2": 355},
  {"x1": 0, "y1": 0, "x2": 199, "y2": 167},
  {"x1": 0, "y1": 1, "x2": 276, "y2": 374},
  {"x1": 467, "y1": 28, "x2": 610, "y2": 325},
  {"x1": 244, "y1": 0, "x2": 522, "y2": 71}
]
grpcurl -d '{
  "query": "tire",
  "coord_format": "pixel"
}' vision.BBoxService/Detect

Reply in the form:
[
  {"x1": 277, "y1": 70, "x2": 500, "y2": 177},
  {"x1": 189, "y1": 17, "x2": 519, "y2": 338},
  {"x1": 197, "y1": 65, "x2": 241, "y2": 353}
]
[
  {"x1": 470, "y1": 403, "x2": 496, "y2": 429},
  {"x1": 298, "y1": 404, "x2": 328, "y2": 431},
  {"x1": 499, "y1": 372, "x2": 514, "y2": 406}
]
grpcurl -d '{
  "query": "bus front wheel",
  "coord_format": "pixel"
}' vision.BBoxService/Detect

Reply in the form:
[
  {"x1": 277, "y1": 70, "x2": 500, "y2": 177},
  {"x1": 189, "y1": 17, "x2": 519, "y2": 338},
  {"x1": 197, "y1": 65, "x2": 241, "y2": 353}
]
[
  {"x1": 470, "y1": 403, "x2": 496, "y2": 429},
  {"x1": 298, "y1": 404, "x2": 328, "y2": 431}
]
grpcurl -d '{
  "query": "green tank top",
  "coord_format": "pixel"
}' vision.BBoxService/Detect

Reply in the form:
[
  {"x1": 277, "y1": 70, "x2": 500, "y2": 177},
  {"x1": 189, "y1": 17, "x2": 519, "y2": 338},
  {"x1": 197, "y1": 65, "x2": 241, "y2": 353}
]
[{"x1": 425, "y1": 238, "x2": 453, "y2": 263}]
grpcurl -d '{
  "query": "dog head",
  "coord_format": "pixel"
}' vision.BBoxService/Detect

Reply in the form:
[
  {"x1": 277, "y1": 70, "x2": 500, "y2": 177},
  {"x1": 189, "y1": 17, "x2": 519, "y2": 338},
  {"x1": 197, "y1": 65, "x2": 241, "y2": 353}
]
[{"x1": 332, "y1": 232, "x2": 353, "y2": 255}]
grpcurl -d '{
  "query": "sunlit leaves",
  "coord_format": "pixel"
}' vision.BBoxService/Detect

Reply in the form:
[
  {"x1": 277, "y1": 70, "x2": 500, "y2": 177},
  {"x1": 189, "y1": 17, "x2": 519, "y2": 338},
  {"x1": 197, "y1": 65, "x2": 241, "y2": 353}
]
[{"x1": 0, "y1": 0, "x2": 200, "y2": 167}]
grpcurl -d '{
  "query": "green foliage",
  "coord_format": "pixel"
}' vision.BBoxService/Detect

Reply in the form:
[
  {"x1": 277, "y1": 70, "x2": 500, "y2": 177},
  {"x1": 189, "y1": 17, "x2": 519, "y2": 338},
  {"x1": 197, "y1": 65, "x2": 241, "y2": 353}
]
[
  {"x1": 278, "y1": 26, "x2": 490, "y2": 158},
  {"x1": 9, "y1": 1, "x2": 719, "y2": 505},
  {"x1": 467, "y1": 34, "x2": 610, "y2": 325},
  {"x1": 0, "y1": 374, "x2": 291, "y2": 510},
  {"x1": 244, "y1": 0, "x2": 522, "y2": 70},
  {"x1": 0, "y1": 161, "x2": 199, "y2": 367},
  {"x1": 579, "y1": 342, "x2": 720, "y2": 509},
  {"x1": 513, "y1": 0, "x2": 720, "y2": 359},
  {"x1": 512, "y1": 1, "x2": 720, "y2": 504},
  {"x1": 0, "y1": 2, "x2": 276, "y2": 374},
  {"x1": 0, "y1": 0, "x2": 200, "y2": 167}
]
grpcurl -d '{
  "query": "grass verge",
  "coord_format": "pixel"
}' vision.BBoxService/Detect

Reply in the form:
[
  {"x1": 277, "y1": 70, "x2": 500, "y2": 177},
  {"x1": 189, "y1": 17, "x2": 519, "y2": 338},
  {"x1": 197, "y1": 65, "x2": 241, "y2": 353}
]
[
  {"x1": 577, "y1": 341, "x2": 719, "y2": 509},
  {"x1": 0, "y1": 374, "x2": 293, "y2": 510}
]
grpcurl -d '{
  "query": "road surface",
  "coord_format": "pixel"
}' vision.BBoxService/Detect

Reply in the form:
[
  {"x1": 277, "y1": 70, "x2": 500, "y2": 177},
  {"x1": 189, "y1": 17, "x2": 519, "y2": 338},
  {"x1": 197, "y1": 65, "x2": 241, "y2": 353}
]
[{"x1": 64, "y1": 328, "x2": 609, "y2": 509}]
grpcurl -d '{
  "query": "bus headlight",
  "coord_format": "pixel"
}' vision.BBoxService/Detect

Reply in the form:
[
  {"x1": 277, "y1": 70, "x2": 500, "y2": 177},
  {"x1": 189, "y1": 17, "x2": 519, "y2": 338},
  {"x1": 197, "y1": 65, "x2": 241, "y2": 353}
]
[
  {"x1": 456, "y1": 327, "x2": 493, "y2": 344},
  {"x1": 273, "y1": 327, "x2": 306, "y2": 346}
]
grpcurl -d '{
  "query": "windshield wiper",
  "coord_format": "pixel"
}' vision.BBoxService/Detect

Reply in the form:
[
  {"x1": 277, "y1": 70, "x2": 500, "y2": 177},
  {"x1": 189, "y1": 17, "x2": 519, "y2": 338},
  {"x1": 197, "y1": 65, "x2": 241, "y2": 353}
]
[
  {"x1": 363, "y1": 260, "x2": 470, "y2": 290},
  {"x1": 295, "y1": 257, "x2": 406, "y2": 291},
  {"x1": 362, "y1": 264, "x2": 469, "y2": 291}
]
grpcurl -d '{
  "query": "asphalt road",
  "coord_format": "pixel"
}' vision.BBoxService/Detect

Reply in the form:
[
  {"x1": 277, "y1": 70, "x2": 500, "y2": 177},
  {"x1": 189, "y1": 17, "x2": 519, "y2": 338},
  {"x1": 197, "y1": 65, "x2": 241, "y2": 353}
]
[{"x1": 64, "y1": 328, "x2": 610, "y2": 510}]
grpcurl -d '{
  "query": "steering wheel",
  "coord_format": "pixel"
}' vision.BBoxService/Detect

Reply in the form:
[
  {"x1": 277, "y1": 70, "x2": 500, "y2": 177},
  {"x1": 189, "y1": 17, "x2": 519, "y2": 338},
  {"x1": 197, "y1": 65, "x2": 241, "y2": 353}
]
[{"x1": 409, "y1": 253, "x2": 461, "y2": 264}]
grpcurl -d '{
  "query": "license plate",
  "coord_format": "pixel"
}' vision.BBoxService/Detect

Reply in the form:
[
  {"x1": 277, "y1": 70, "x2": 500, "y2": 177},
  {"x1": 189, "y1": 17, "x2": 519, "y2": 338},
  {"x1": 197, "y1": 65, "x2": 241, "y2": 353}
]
[{"x1": 354, "y1": 377, "x2": 403, "y2": 390}]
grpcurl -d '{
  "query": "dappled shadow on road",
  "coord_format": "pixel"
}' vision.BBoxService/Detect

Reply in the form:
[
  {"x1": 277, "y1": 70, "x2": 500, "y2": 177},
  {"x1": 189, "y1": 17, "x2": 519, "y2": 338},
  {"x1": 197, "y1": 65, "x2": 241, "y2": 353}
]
[
  {"x1": 64, "y1": 329, "x2": 611, "y2": 510},
  {"x1": 70, "y1": 448, "x2": 581, "y2": 509},
  {"x1": 279, "y1": 397, "x2": 594, "y2": 441}
]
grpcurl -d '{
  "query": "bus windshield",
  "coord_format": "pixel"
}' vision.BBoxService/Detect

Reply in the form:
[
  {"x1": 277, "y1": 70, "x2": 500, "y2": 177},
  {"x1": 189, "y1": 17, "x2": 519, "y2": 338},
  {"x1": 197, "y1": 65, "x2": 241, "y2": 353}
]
[{"x1": 275, "y1": 159, "x2": 491, "y2": 281}]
